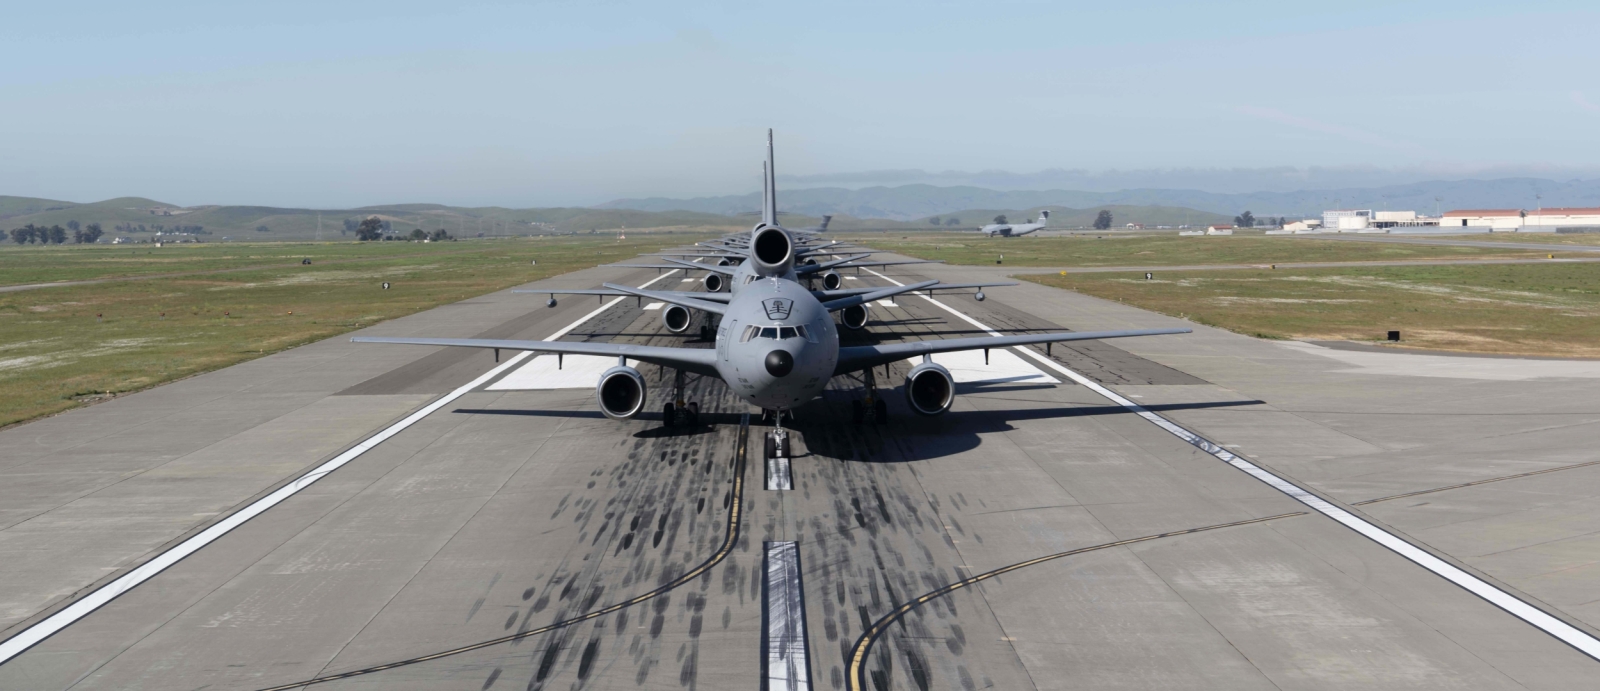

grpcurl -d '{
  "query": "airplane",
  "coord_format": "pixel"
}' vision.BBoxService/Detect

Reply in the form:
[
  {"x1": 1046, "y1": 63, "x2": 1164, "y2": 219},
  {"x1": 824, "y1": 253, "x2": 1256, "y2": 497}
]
[
  {"x1": 980, "y1": 210, "x2": 1049, "y2": 237},
  {"x1": 794, "y1": 214, "x2": 832, "y2": 232},
  {"x1": 352, "y1": 132, "x2": 1188, "y2": 453}
]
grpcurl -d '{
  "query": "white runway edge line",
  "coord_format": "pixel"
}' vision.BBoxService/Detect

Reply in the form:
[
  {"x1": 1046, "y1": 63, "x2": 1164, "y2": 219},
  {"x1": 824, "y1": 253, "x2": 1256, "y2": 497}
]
[
  {"x1": 0, "y1": 269, "x2": 683, "y2": 666},
  {"x1": 763, "y1": 541, "x2": 812, "y2": 691},
  {"x1": 863, "y1": 268, "x2": 1600, "y2": 661}
]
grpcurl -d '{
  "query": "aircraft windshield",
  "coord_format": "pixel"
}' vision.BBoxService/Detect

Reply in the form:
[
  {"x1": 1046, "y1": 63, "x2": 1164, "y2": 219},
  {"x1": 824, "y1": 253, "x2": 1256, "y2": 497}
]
[{"x1": 740, "y1": 324, "x2": 812, "y2": 342}]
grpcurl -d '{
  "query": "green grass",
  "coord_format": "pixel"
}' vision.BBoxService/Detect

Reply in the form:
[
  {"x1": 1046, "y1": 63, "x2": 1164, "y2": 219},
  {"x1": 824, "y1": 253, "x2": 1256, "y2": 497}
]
[
  {"x1": 835, "y1": 232, "x2": 1572, "y2": 267},
  {"x1": 0, "y1": 233, "x2": 714, "y2": 427},
  {"x1": 1025, "y1": 263, "x2": 1600, "y2": 357},
  {"x1": 1432, "y1": 233, "x2": 1600, "y2": 246}
]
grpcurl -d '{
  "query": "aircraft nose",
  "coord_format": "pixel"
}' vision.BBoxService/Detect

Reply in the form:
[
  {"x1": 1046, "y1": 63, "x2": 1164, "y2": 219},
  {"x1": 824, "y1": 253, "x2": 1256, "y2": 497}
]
[{"x1": 764, "y1": 350, "x2": 794, "y2": 377}]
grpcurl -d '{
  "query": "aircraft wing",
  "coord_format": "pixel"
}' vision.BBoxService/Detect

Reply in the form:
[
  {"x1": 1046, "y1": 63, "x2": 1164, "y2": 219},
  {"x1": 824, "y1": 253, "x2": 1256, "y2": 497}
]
[
  {"x1": 819, "y1": 280, "x2": 939, "y2": 312},
  {"x1": 662, "y1": 258, "x2": 737, "y2": 275},
  {"x1": 822, "y1": 259, "x2": 944, "y2": 271},
  {"x1": 832, "y1": 328, "x2": 1191, "y2": 376},
  {"x1": 793, "y1": 253, "x2": 871, "y2": 275},
  {"x1": 601, "y1": 283, "x2": 728, "y2": 315},
  {"x1": 352, "y1": 337, "x2": 720, "y2": 377},
  {"x1": 812, "y1": 281, "x2": 1017, "y2": 299},
  {"x1": 510, "y1": 288, "x2": 732, "y2": 303}
]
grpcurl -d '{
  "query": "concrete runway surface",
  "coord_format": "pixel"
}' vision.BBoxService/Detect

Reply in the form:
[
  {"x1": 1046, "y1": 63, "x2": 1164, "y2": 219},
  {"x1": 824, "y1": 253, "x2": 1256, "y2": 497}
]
[{"x1": 3, "y1": 256, "x2": 1600, "y2": 690}]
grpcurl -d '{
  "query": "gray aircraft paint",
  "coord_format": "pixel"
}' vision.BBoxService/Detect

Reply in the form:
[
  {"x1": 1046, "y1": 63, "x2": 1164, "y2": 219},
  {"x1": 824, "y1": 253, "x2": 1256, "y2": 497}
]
[
  {"x1": 355, "y1": 133, "x2": 1186, "y2": 418},
  {"x1": 980, "y1": 210, "x2": 1049, "y2": 237}
]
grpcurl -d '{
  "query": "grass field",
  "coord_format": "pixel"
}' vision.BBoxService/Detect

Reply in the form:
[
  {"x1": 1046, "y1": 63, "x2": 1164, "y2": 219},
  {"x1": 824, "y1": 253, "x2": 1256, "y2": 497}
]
[
  {"x1": 1424, "y1": 233, "x2": 1600, "y2": 246},
  {"x1": 837, "y1": 232, "x2": 1575, "y2": 267},
  {"x1": 1026, "y1": 263, "x2": 1600, "y2": 358},
  {"x1": 0, "y1": 234, "x2": 712, "y2": 427}
]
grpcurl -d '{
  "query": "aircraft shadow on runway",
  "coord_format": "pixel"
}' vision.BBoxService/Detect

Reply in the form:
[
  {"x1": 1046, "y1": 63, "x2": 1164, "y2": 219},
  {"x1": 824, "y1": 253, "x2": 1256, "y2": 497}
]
[
  {"x1": 793, "y1": 396, "x2": 1266, "y2": 463},
  {"x1": 455, "y1": 396, "x2": 1262, "y2": 456}
]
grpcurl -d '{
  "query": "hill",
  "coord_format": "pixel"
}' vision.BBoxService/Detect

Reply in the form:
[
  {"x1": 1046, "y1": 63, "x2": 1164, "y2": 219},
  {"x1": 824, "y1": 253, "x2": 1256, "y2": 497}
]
[
  {"x1": 600, "y1": 178, "x2": 1600, "y2": 219},
  {"x1": 0, "y1": 200, "x2": 745, "y2": 241},
  {"x1": 909, "y1": 205, "x2": 1230, "y2": 229}
]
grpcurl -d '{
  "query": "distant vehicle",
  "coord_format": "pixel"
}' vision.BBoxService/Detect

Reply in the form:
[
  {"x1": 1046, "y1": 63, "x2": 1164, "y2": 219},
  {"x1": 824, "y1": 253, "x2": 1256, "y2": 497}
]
[{"x1": 979, "y1": 211, "x2": 1048, "y2": 237}]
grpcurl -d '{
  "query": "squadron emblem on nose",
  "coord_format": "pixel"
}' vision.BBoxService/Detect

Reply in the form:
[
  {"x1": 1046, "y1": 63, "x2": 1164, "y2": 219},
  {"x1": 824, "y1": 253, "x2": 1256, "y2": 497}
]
[{"x1": 762, "y1": 298, "x2": 793, "y2": 320}]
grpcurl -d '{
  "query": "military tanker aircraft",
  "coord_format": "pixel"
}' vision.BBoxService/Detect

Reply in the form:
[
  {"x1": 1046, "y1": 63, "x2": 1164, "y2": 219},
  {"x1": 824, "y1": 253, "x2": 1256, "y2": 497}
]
[{"x1": 353, "y1": 132, "x2": 1188, "y2": 450}]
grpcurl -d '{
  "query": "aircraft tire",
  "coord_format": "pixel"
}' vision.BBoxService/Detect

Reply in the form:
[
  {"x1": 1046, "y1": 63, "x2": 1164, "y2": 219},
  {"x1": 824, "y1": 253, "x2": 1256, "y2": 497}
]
[
  {"x1": 874, "y1": 398, "x2": 888, "y2": 424},
  {"x1": 662, "y1": 402, "x2": 676, "y2": 428},
  {"x1": 851, "y1": 400, "x2": 864, "y2": 424}
]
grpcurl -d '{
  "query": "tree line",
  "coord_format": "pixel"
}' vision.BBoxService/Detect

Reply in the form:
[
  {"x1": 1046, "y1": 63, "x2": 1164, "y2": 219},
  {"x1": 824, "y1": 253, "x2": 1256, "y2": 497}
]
[{"x1": 9, "y1": 223, "x2": 103, "y2": 245}]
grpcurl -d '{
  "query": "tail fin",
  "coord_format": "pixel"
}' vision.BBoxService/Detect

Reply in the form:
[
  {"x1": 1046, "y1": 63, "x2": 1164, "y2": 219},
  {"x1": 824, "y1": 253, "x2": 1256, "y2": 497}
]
[
  {"x1": 762, "y1": 129, "x2": 778, "y2": 226},
  {"x1": 820, "y1": 214, "x2": 832, "y2": 230},
  {"x1": 1039, "y1": 210, "x2": 1050, "y2": 225}
]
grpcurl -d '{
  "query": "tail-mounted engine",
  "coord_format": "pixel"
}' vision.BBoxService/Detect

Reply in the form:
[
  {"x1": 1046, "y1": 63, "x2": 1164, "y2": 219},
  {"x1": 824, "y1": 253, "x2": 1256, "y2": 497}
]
[
  {"x1": 662, "y1": 304, "x2": 692, "y2": 333},
  {"x1": 597, "y1": 366, "x2": 647, "y2": 420},
  {"x1": 904, "y1": 361, "x2": 955, "y2": 416},
  {"x1": 751, "y1": 227, "x2": 792, "y2": 276}
]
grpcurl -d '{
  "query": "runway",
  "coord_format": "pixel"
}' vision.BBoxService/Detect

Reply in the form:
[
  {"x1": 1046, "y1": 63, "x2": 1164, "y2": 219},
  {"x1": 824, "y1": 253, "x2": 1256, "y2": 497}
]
[{"x1": 4, "y1": 255, "x2": 1600, "y2": 689}]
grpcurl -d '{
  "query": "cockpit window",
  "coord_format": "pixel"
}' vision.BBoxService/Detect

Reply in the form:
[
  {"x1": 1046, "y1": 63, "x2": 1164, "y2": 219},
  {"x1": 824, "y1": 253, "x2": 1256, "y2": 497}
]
[
  {"x1": 778, "y1": 327, "x2": 797, "y2": 339},
  {"x1": 796, "y1": 325, "x2": 815, "y2": 342},
  {"x1": 759, "y1": 327, "x2": 778, "y2": 339},
  {"x1": 744, "y1": 275, "x2": 758, "y2": 284},
  {"x1": 741, "y1": 325, "x2": 758, "y2": 342}
]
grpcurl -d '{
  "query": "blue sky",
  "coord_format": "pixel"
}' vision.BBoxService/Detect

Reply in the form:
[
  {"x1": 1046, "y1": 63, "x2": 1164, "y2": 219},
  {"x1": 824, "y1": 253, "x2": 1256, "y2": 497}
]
[{"x1": 3, "y1": 1, "x2": 1598, "y2": 207}]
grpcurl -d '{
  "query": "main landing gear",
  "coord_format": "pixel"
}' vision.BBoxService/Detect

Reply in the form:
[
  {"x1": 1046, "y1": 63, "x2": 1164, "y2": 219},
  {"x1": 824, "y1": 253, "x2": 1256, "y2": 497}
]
[
  {"x1": 850, "y1": 366, "x2": 889, "y2": 425},
  {"x1": 661, "y1": 368, "x2": 700, "y2": 428}
]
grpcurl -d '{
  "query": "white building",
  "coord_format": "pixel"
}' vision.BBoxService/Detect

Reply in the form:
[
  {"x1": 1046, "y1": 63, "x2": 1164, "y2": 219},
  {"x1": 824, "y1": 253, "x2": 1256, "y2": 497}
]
[
  {"x1": 1205, "y1": 224, "x2": 1234, "y2": 235},
  {"x1": 1526, "y1": 207, "x2": 1600, "y2": 230},
  {"x1": 1323, "y1": 209, "x2": 1372, "y2": 231},
  {"x1": 1441, "y1": 209, "x2": 1526, "y2": 231}
]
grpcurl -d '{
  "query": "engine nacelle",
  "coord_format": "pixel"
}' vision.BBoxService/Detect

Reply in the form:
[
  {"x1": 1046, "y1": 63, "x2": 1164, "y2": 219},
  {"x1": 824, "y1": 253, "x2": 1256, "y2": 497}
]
[
  {"x1": 904, "y1": 361, "x2": 955, "y2": 416},
  {"x1": 821, "y1": 270, "x2": 843, "y2": 291},
  {"x1": 703, "y1": 273, "x2": 725, "y2": 293},
  {"x1": 717, "y1": 258, "x2": 732, "y2": 267},
  {"x1": 840, "y1": 304, "x2": 869, "y2": 330},
  {"x1": 662, "y1": 304, "x2": 692, "y2": 333},
  {"x1": 751, "y1": 227, "x2": 792, "y2": 276},
  {"x1": 597, "y1": 366, "x2": 647, "y2": 420}
]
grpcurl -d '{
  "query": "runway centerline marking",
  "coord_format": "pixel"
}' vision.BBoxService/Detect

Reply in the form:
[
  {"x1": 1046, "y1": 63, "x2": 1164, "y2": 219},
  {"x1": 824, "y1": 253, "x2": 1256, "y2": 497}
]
[
  {"x1": 862, "y1": 267, "x2": 1600, "y2": 662},
  {"x1": 763, "y1": 541, "x2": 812, "y2": 690},
  {"x1": 0, "y1": 269, "x2": 683, "y2": 667}
]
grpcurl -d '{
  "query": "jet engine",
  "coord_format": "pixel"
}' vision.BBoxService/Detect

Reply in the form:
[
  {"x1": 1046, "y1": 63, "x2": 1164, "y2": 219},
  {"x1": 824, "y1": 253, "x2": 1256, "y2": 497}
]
[
  {"x1": 821, "y1": 270, "x2": 843, "y2": 291},
  {"x1": 840, "y1": 304, "x2": 869, "y2": 330},
  {"x1": 702, "y1": 273, "x2": 725, "y2": 293},
  {"x1": 904, "y1": 361, "x2": 955, "y2": 416},
  {"x1": 751, "y1": 227, "x2": 792, "y2": 276},
  {"x1": 717, "y1": 258, "x2": 732, "y2": 267},
  {"x1": 662, "y1": 304, "x2": 692, "y2": 333},
  {"x1": 597, "y1": 366, "x2": 647, "y2": 420}
]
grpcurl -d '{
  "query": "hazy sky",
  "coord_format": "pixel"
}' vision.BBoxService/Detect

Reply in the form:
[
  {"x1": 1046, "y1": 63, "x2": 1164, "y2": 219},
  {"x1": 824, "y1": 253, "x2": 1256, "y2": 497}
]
[{"x1": 4, "y1": 1, "x2": 1598, "y2": 207}]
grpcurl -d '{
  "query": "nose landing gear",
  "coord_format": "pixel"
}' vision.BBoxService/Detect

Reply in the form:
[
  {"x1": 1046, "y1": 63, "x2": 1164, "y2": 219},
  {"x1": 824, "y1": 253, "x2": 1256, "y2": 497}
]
[{"x1": 762, "y1": 408, "x2": 792, "y2": 460}]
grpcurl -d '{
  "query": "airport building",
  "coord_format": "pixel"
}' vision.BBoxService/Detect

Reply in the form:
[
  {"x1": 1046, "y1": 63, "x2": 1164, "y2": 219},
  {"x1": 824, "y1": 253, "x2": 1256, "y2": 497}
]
[{"x1": 1441, "y1": 207, "x2": 1600, "y2": 231}]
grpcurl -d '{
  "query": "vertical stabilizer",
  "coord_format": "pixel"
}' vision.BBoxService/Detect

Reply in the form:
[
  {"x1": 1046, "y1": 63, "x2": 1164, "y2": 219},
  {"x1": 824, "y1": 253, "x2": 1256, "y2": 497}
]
[
  {"x1": 761, "y1": 162, "x2": 770, "y2": 227},
  {"x1": 1039, "y1": 210, "x2": 1050, "y2": 225},
  {"x1": 762, "y1": 129, "x2": 778, "y2": 226},
  {"x1": 820, "y1": 214, "x2": 832, "y2": 230}
]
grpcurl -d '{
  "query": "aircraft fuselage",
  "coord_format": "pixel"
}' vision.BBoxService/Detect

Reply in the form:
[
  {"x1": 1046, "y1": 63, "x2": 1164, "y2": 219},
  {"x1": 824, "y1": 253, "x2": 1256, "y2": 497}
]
[{"x1": 713, "y1": 276, "x2": 838, "y2": 410}]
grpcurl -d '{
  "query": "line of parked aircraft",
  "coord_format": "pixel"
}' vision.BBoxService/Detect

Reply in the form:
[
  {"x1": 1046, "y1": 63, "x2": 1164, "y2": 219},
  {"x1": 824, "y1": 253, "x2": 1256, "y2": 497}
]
[{"x1": 354, "y1": 132, "x2": 1187, "y2": 452}]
